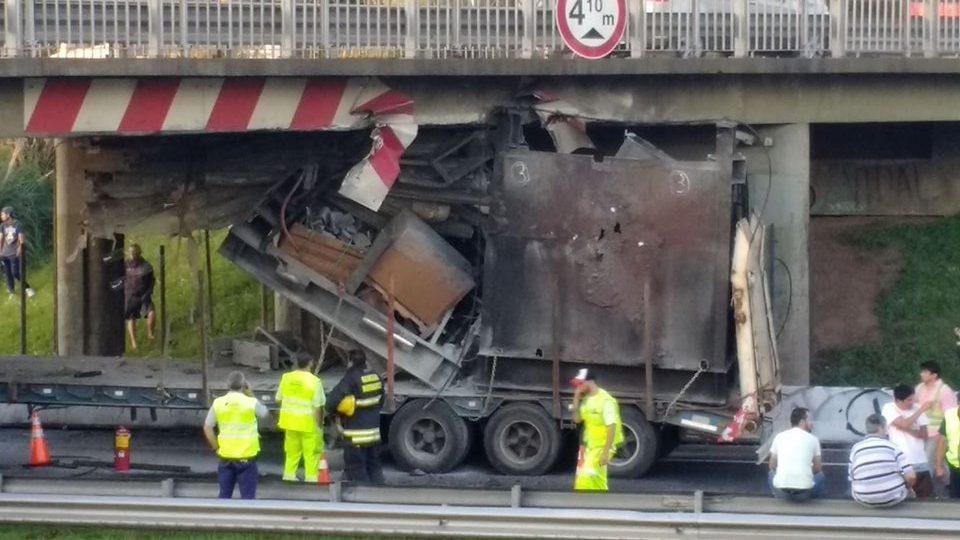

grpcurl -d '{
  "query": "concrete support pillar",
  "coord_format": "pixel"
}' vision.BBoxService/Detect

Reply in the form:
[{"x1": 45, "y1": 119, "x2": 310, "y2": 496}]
[
  {"x1": 55, "y1": 140, "x2": 86, "y2": 356},
  {"x1": 274, "y1": 295, "x2": 302, "y2": 337},
  {"x1": 741, "y1": 124, "x2": 811, "y2": 385}
]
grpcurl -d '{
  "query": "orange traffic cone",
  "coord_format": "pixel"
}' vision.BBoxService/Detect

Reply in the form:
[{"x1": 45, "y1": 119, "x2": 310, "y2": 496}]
[
  {"x1": 317, "y1": 455, "x2": 331, "y2": 486},
  {"x1": 29, "y1": 411, "x2": 51, "y2": 467}
]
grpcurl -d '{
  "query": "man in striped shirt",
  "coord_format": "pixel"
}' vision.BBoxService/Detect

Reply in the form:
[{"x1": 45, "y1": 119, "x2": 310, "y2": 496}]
[{"x1": 849, "y1": 413, "x2": 916, "y2": 508}]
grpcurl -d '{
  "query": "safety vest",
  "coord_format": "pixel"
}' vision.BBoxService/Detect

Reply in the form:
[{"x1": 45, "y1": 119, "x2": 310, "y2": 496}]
[
  {"x1": 277, "y1": 370, "x2": 323, "y2": 433},
  {"x1": 579, "y1": 389, "x2": 624, "y2": 450},
  {"x1": 944, "y1": 406, "x2": 960, "y2": 469},
  {"x1": 342, "y1": 369, "x2": 383, "y2": 447},
  {"x1": 213, "y1": 392, "x2": 261, "y2": 460},
  {"x1": 926, "y1": 383, "x2": 946, "y2": 433}
]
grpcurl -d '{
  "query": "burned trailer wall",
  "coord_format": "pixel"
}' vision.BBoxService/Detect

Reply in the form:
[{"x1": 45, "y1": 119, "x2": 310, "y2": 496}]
[
  {"x1": 81, "y1": 133, "x2": 371, "y2": 238},
  {"x1": 480, "y1": 136, "x2": 734, "y2": 376}
]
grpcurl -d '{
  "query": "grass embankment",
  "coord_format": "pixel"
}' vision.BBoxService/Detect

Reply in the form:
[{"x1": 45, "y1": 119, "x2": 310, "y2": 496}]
[
  {"x1": 0, "y1": 231, "x2": 263, "y2": 359},
  {"x1": 0, "y1": 526, "x2": 452, "y2": 540},
  {"x1": 815, "y1": 215, "x2": 960, "y2": 386}
]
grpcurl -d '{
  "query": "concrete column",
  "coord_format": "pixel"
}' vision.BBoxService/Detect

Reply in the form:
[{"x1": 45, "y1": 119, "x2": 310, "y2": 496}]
[
  {"x1": 274, "y1": 295, "x2": 302, "y2": 337},
  {"x1": 741, "y1": 124, "x2": 811, "y2": 385},
  {"x1": 55, "y1": 140, "x2": 86, "y2": 356}
]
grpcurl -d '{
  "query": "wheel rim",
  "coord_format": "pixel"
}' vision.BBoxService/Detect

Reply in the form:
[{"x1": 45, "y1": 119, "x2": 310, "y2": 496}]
[
  {"x1": 407, "y1": 417, "x2": 447, "y2": 456},
  {"x1": 498, "y1": 420, "x2": 544, "y2": 465},
  {"x1": 610, "y1": 423, "x2": 640, "y2": 468}
]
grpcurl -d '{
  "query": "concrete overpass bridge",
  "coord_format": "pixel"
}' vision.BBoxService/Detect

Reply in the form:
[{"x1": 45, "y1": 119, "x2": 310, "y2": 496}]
[{"x1": 2, "y1": 0, "x2": 960, "y2": 388}]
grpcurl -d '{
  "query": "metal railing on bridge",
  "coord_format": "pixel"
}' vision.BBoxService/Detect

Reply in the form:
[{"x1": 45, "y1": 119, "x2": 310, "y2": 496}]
[{"x1": 3, "y1": 0, "x2": 960, "y2": 59}]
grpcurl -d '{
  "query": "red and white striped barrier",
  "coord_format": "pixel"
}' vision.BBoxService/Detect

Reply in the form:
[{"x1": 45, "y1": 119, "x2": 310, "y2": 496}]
[{"x1": 24, "y1": 77, "x2": 417, "y2": 210}]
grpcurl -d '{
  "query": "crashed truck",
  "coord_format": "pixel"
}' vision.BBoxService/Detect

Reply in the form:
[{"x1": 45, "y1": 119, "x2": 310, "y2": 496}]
[{"x1": 219, "y1": 99, "x2": 782, "y2": 478}]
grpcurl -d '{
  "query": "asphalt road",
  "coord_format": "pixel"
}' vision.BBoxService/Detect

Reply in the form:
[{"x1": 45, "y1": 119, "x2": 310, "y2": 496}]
[{"x1": 0, "y1": 428, "x2": 855, "y2": 498}]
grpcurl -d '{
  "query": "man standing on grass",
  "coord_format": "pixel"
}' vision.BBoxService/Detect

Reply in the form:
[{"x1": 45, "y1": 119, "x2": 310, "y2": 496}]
[
  {"x1": 124, "y1": 244, "x2": 156, "y2": 351},
  {"x1": 916, "y1": 361, "x2": 956, "y2": 496},
  {"x1": 882, "y1": 385, "x2": 934, "y2": 498},
  {"x1": 0, "y1": 206, "x2": 34, "y2": 300}
]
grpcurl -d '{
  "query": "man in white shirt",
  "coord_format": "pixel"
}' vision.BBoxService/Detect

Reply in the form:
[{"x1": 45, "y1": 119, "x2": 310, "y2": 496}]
[
  {"x1": 768, "y1": 407, "x2": 824, "y2": 501},
  {"x1": 882, "y1": 384, "x2": 933, "y2": 498}
]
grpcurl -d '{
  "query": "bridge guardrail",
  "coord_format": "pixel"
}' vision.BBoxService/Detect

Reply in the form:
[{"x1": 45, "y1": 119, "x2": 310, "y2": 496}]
[{"x1": 4, "y1": 0, "x2": 960, "y2": 59}]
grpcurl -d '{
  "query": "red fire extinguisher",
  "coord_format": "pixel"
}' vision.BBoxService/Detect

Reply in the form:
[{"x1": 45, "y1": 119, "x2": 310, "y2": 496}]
[{"x1": 115, "y1": 426, "x2": 131, "y2": 472}]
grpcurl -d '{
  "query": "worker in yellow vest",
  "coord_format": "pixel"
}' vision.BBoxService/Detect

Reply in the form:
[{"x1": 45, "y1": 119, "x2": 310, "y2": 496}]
[
  {"x1": 276, "y1": 355, "x2": 326, "y2": 482},
  {"x1": 935, "y1": 405, "x2": 960, "y2": 498},
  {"x1": 203, "y1": 371, "x2": 269, "y2": 499},
  {"x1": 571, "y1": 368, "x2": 623, "y2": 492}
]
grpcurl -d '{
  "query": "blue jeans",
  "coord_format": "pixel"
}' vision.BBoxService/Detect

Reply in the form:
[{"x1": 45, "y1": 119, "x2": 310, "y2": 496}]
[
  {"x1": 768, "y1": 470, "x2": 825, "y2": 501},
  {"x1": 0, "y1": 256, "x2": 29, "y2": 294},
  {"x1": 218, "y1": 459, "x2": 258, "y2": 499}
]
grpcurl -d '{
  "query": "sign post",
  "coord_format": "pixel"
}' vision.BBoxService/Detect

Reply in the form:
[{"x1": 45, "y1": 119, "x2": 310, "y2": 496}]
[{"x1": 555, "y1": 0, "x2": 627, "y2": 59}]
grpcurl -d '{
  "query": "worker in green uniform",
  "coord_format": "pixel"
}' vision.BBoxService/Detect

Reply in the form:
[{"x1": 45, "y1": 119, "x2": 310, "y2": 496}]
[
  {"x1": 571, "y1": 368, "x2": 623, "y2": 491},
  {"x1": 276, "y1": 355, "x2": 325, "y2": 482}
]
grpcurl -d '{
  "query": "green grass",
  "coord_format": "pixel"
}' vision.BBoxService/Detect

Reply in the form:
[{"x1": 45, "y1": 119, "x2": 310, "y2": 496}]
[
  {"x1": 0, "y1": 526, "x2": 457, "y2": 540},
  {"x1": 0, "y1": 230, "x2": 263, "y2": 359},
  {"x1": 814, "y1": 215, "x2": 960, "y2": 386}
]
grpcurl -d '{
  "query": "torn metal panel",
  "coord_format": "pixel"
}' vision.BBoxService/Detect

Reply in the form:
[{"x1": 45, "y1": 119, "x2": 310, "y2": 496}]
[
  {"x1": 481, "y1": 149, "x2": 732, "y2": 372},
  {"x1": 347, "y1": 211, "x2": 476, "y2": 330},
  {"x1": 531, "y1": 89, "x2": 596, "y2": 154},
  {"x1": 221, "y1": 228, "x2": 462, "y2": 390}
]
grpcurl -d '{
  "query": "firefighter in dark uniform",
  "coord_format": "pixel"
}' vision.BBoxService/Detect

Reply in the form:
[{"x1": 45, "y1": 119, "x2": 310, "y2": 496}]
[{"x1": 327, "y1": 349, "x2": 385, "y2": 485}]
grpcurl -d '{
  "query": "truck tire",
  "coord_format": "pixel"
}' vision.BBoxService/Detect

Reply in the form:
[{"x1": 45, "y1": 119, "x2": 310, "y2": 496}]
[
  {"x1": 609, "y1": 407, "x2": 659, "y2": 478},
  {"x1": 484, "y1": 402, "x2": 561, "y2": 476},
  {"x1": 389, "y1": 399, "x2": 470, "y2": 474}
]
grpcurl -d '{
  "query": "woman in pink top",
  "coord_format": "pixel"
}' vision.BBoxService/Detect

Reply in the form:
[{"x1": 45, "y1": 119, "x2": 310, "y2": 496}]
[{"x1": 917, "y1": 361, "x2": 957, "y2": 496}]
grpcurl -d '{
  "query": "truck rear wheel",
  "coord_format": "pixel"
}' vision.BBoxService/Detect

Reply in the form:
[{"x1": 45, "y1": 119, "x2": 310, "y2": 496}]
[
  {"x1": 389, "y1": 399, "x2": 470, "y2": 473},
  {"x1": 609, "y1": 407, "x2": 659, "y2": 478},
  {"x1": 484, "y1": 402, "x2": 561, "y2": 476}
]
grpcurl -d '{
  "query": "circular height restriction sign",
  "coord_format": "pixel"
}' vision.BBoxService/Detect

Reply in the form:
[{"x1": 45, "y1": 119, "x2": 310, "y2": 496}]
[{"x1": 555, "y1": 0, "x2": 627, "y2": 59}]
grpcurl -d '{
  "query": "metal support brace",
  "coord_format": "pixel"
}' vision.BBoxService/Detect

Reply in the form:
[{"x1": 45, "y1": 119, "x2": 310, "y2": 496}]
[
  {"x1": 179, "y1": 0, "x2": 188, "y2": 55},
  {"x1": 924, "y1": 0, "x2": 939, "y2": 57},
  {"x1": 510, "y1": 484, "x2": 522, "y2": 508},
  {"x1": 689, "y1": 0, "x2": 701, "y2": 57},
  {"x1": 829, "y1": 0, "x2": 846, "y2": 57},
  {"x1": 403, "y1": 0, "x2": 418, "y2": 58},
  {"x1": 319, "y1": 0, "x2": 330, "y2": 57},
  {"x1": 733, "y1": 0, "x2": 748, "y2": 57},
  {"x1": 329, "y1": 481, "x2": 343, "y2": 502},
  {"x1": 23, "y1": 0, "x2": 34, "y2": 56},
  {"x1": 4, "y1": 0, "x2": 22, "y2": 57},
  {"x1": 280, "y1": 0, "x2": 295, "y2": 58},
  {"x1": 160, "y1": 478, "x2": 175, "y2": 498},
  {"x1": 520, "y1": 0, "x2": 534, "y2": 59},
  {"x1": 147, "y1": 0, "x2": 162, "y2": 57},
  {"x1": 630, "y1": 0, "x2": 645, "y2": 57}
]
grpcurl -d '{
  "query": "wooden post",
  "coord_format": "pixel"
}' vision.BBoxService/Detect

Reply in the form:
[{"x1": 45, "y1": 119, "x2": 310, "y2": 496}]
[
  {"x1": 204, "y1": 230, "x2": 214, "y2": 331},
  {"x1": 19, "y1": 252, "x2": 26, "y2": 354},
  {"x1": 385, "y1": 280, "x2": 396, "y2": 413},
  {"x1": 159, "y1": 245, "x2": 168, "y2": 357}
]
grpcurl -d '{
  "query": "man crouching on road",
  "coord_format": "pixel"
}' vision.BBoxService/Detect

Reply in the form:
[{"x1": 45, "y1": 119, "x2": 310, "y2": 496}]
[
  {"x1": 768, "y1": 407, "x2": 825, "y2": 501},
  {"x1": 849, "y1": 414, "x2": 916, "y2": 508},
  {"x1": 203, "y1": 371, "x2": 269, "y2": 499},
  {"x1": 571, "y1": 368, "x2": 623, "y2": 492}
]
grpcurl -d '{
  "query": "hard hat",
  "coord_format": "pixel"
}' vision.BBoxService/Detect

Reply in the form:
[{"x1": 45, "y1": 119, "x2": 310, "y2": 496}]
[{"x1": 337, "y1": 395, "x2": 356, "y2": 417}]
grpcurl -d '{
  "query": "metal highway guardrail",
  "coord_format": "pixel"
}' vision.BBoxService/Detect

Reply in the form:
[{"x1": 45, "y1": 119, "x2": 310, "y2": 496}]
[
  {"x1": 0, "y1": 490, "x2": 958, "y2": 539},
  {"x1": 2, "y1": 0, "x2": 960, "y2": 60}
]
